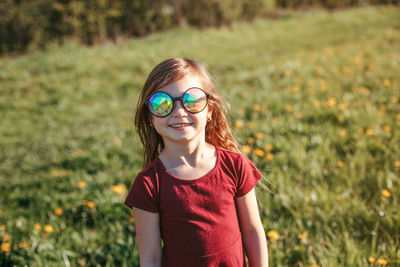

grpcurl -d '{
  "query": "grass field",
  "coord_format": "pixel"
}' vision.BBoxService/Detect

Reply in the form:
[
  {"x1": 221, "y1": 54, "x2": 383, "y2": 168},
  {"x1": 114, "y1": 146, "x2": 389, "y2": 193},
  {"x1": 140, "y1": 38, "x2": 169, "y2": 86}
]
[{"x1": 1, "y1": 5, "x2": 400, "y2": 266}]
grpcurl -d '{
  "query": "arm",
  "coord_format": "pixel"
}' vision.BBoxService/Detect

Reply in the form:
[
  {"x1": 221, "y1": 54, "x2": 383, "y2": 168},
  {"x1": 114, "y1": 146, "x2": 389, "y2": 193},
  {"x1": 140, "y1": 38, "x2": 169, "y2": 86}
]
[
  {"x1": 236, "y1": 188, "x2": 269, "y2": 267},
  {"x1": 132, "y1": 207, "x2": 162, "y2": 267}
]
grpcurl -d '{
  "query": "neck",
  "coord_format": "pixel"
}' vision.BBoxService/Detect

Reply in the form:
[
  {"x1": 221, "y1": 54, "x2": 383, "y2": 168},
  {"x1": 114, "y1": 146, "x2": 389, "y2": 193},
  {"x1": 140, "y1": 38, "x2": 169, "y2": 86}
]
[{"x1": 160, "y1": 138, "x2": 212, "y2": 166}]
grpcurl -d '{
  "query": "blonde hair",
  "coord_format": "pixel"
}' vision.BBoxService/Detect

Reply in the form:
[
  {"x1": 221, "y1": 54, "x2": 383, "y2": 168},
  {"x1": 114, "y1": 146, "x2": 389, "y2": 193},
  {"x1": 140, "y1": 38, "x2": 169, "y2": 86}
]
[{"x1": 135, "y1": 58, "x2": 239, "y2": 168}]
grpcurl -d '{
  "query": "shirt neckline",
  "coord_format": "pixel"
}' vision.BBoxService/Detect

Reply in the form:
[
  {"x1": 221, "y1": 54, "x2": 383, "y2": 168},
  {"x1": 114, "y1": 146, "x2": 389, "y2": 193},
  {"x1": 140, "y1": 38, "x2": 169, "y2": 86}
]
[{"x1": 156, "y1": 146, "x2": 220, "y2": 184}]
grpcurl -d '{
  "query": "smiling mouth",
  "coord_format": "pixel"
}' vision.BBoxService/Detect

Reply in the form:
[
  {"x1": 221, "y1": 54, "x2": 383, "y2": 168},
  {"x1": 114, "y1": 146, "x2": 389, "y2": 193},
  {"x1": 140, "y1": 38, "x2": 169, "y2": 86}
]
[{"x1": 169, "y1": 123, "x2": 193, "y2": 128}]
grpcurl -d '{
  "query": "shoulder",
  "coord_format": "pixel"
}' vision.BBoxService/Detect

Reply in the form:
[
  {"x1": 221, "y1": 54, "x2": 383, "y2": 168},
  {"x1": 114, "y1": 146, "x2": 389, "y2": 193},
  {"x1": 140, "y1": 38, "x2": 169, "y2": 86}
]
[
  {"x1": 217, "y1": 146, "x2": 249, "y2": 167},
  {"x1": 133, "y1": 157, "x2": 162, "y2": 185}
]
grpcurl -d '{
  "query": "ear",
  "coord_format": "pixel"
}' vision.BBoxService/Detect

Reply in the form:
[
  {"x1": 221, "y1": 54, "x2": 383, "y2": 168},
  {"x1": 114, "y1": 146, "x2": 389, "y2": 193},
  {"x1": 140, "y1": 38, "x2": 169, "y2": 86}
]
[{"x1": 207, "y1": 106, "x2": 213, "y2": 121}]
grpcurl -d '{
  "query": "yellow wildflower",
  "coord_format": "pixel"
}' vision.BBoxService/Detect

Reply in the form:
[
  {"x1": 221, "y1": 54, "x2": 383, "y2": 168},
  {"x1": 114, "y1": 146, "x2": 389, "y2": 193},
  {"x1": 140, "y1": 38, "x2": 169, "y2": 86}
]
[
  {"x1": 234, "y1": 120, "x2": 244, "y2": 129},
  {"x1": 383, "y1": 79, "x2": 390, "y2": 86},
  {"x1": 34, "y1": 223, "x2": 42, "y2": 231},
  {"x1": 247, "y1": 122, "x2": 255, "y2": 129},
  {"x1": 266, "y1": 153, "x2": 274, "y2": 161},
  {"x1": 76, "y1": 149, "x2": 83, "y2": 156},
  {"x1": 241, "y1": 145, "x2": 251, "y2": 155},
  {"x1": 77, "y1": 181, "x2": 87, "y2": 189},
  {"x1": 54, "y1": 208, "x2": 63, "y2": 216},
  {"x1": 18, "y1": 242, "x2": 29, "y2": 249},
  {"x1": 253, "y1": 149, "x2": 265, "y2": 157},
  {"x1": 336, "y1": 195, "x2": 343, "y2": 201},
  {"x1": 298, "y1": 231, "x2": 308, "y2": 240},
  {"x1": 0, "y1": 225, "x2": 6, "y2": 231},
  {"x1": 264, "y1": 144, "x2": 273, "y2": 151},
  {"x1": 295, "y1": 112, "x2": 303, "y2": 119},
  {"x1": 255, "y1": 133, "x2": 264, "y2": 139},
  {"x1": 392, "y1": 97, "x2": 399, "y2": 103},
  {"x1": 365, "y1": 129, "x2": 374, "y2": 136},
  {"x1": 336, "y1": 161, "x2": 344, "y2": 168},
  {"x1": 1, "y1": 242, "x2": 11, "y2": 253},
  {"x1": 376, "y1": 258, "x2": 388, "y2": 266},
  {"x1": 44, "y1": 225, "x2": 54, "y2": 233},
  {"x1": 252, "y1": 104, "x2": 261, "y2": 111},
  {"x1": 368, "y1": 257, "x2": 375, "y2": 263},
  {"x1": 3, "y1": 233, "x2": 9, "y2": 242},
  {"x1": 382, "y1": 125, "x2": 391, "y2": 132},
  {"x1": 267, "y1": 230, "x2": 280, "y2": 243},
  {"x1": 285, "y1": 105, "x2": 293, "y2": 112},
  {"x1": 87, "y1": 201, "x2": 96, "y2": 209},
  {"x1": 394, "y1": 161, "x2": 400, "y2": 168},
  {"x1": 381, "y1": 189, "x2": 391, "y2": 198},
  {"x1": 246, "y1": 137, "x2": 255, "y2": 144},
  {"x1": 337, "y1": 114, "x2": 344, "y2": 122},
  {"x1": 326, "y1": 97, "x2": 337, "y2": 107},
  {"x1": 112, "y1": 184, "x2": 128, "y2": 195},
  {"x1": 339, "y1": 129, "x2": 347, "y2": 137}
]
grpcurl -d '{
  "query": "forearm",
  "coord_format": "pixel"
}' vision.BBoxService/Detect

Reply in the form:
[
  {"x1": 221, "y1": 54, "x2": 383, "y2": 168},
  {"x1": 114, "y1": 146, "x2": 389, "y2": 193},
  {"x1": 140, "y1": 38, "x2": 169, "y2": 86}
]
[
  {"x1": 242, "y1": 227, "x2": 269, "y2": 267},
  {"x1": 140, "y1": 259, "x2": 162, "y2": 267}
]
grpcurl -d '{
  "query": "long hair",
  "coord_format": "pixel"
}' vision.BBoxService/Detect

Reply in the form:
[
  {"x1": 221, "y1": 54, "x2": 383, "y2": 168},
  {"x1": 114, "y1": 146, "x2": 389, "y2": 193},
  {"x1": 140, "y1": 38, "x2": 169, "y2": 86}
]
[{"x1": 135, "y1": 58, "x2": 239, "y2": 168}]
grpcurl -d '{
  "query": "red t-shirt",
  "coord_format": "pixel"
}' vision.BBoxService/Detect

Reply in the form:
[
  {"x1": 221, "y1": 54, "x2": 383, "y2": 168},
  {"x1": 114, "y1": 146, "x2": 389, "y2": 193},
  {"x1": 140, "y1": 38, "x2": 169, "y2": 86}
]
[{"x1": 124, "y1": 147, "x2": 263, "y2": 267}]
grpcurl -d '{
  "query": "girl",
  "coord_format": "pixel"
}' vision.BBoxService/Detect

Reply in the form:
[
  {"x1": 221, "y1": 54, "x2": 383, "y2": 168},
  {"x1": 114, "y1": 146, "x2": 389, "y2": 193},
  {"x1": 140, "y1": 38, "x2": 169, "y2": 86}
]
[{"x1": 125, "y1": 58, "x2": 268, "y2": 267}]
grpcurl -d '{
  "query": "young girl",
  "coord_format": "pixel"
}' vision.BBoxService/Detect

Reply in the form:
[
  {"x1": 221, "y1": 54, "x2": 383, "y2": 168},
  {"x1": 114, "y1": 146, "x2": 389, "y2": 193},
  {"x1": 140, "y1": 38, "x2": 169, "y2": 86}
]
[{"x1": 125, "y1": 58, "x2": 268, "y2": 267}]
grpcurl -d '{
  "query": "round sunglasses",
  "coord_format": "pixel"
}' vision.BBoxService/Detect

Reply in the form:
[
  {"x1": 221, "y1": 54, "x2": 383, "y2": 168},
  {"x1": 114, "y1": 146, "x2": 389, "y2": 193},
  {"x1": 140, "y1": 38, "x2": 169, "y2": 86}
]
[{"x1": 145, "y1": 87, "x2": 210, "y2": 118}]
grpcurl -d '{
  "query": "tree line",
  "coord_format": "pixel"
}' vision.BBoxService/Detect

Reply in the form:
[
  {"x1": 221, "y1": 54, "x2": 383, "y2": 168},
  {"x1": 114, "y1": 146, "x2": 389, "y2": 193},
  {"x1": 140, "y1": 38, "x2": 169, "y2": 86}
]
[{"x1": 0, "y1": 0, "x2": 397, "y2": 55}]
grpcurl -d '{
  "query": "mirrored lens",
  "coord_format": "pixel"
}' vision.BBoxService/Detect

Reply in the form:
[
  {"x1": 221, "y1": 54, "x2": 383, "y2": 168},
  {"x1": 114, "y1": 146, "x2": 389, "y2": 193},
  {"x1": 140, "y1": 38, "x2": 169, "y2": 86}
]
[
  {"x1": 149, "y1": 92, "x2": 173, "y2": 117},
  {"x1": 183, "y1": 88, "x2": 207, "y2": 113}
]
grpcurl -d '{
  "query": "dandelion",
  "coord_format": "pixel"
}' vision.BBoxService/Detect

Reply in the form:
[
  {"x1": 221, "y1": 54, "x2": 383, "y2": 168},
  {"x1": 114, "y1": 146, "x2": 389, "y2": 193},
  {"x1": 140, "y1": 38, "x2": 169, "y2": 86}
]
[
  {"x1": 312, "y1": 100, "x2": 321, "y2": 108},
  {"x1": 253, "y1": 149, "x2": 265, "y2": 157},
  {"x1": 285, "y1": 105, "x2": 293, "y2": 112},
  {"x1": 76, "y1": 149, "x2": 83, "y2": 156},
  {"x1": 298, "y1": 231, "x2": 308, "y2": 240},
  {"x1": 34, "y1": 223, "x2": 42, "y2": 231},
  {"x1": 18, "y1": 242, "x2": 28, "y2": 249},
  {"x1": 246, "y1": 137, "x2": 255, "y2": 144},
  {"x1": 247, "y1": 122, "x2": 255, "y2": 129},
  {"x1": 383, "y1": 79, "x2": 391, "y2": 86},
  {"x1": 241, "y1": 145, "x2": 251, "y2": 155},
  {"x1": 290, "y1": 85, "x2": 300, "y2": 93},
  {"x1": 336, "y1": 161, "x2": 344, "y2": 167},
  {"x1": 54, "y1": 208, "x2": 63, "y2": 216},
  {"x1": 382, "y1": 125, "x2": 391, "y2": 132},
  {"x1": 0, "y1": 225, "x2": 5, "y2": 231},
  {"x1": 326, "y1": 97, "x2": 337, "y2": 107},
  {"x1": 337, "y1": 114, "x2": 344, "y2": 122},
  {"x1": 368, "y1": 257, "x2": 375, "y2": 263},
  {"x1": 1, "y1": 242, "x2": 11, "y2": 253},
  {"x1": 77, "y1": 181, "x2": 87, "y2": 189},
  {"x1": 87, "y1": 201, "x2": 96, "y2": 209},
  {"x1": 252, "y1": 104, "x2": 261, "y2": 111},
  {"x1": 336, "y1": 195, "x2": 343, "y2": 201},
  {"x1": 3, "y1": 233, "x2": 9, "y2": 242},
  {"x1": 394, "y1": 161, "x2": 400, "y2": 168},
  {"x1": 365, "y1": 129, "x2": 374, "y2": 136},
  {"x1": 234, "y1": 120, "x2": 244, "y2": 129},
  {"x1": 339, "y1": 129, "x2": 347, "y2": 137},
  {"x1": 381, "y1": 189, "x2": 391, "y2": 198},
  {"x1": 295, "y1": 112, "x2": 303, "y2": 119},
  {"x1": 376, "y1": 258, "x2": 388, "y2": 266},
  {"x1": 267, "y1": 230, "x2": 280, "y2": 243},
  {"x1": 112, "y1": 184, "x2": 128, "y2": 195},
  {"x1": 266, "y1": 153, "x2": 274, "y2": 161},
  {"x1": 264, "y1": 144, "x2": 273, "y2": 151},
  {"x1": 392, "y1": 97, "x2": 399, "y2": 103},
  {"x1": 255, "y1": 133, "x2": 264, "y2": 139},
  {"x1": 44, "y1": 225, "x2": 54, "y2": 233}
]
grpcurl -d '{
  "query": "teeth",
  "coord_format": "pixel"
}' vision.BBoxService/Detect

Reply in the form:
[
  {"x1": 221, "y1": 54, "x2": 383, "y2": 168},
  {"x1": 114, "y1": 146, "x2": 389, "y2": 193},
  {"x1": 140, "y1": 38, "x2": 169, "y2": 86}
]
[{"x1": 170, "y1": 123, "x2": 191, "y2": 128}]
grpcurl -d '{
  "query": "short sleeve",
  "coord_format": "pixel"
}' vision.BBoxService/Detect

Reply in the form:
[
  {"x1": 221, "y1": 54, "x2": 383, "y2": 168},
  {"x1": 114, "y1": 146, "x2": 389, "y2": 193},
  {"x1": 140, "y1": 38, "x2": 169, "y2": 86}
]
[
  {"x1": 124, "y1": 172, "x2": 159, "y2": 213},
  {"x1": 235, "y1": 155, "x2": 263, "y2": 197}
]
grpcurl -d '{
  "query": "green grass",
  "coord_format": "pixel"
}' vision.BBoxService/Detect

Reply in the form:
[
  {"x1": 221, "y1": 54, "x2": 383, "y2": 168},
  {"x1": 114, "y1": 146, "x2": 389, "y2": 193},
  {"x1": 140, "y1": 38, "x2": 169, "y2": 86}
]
[{"x1": 1, "y1": 5, "x2": 400, "y2": 266}]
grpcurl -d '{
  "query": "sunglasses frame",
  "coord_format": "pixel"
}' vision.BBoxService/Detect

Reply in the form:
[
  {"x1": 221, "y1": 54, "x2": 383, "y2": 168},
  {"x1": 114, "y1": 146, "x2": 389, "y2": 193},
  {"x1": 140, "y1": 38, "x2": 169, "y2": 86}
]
[{"x1": 145, "y1": 87, "x2": 210, "y2": 118}]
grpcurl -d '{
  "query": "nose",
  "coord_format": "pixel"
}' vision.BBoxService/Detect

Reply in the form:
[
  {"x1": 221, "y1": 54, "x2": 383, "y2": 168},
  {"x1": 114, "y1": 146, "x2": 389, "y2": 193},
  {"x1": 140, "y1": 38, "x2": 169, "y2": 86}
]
[{"x1": 171, "y1": 100, "x2": 187, "y2": 117}]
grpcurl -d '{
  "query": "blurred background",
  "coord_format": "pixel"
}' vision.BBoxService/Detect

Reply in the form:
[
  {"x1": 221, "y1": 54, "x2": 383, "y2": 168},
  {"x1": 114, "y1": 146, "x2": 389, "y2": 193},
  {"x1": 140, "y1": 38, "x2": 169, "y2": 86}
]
[{"x1": 0, "y1": 0, "x2": 399, "y2": 266}]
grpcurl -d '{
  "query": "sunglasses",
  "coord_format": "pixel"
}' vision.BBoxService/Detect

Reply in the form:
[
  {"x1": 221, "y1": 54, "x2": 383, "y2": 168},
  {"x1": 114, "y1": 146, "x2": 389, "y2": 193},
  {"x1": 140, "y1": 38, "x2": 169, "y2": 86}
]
[{"x1": 145, "y1": 87, "x2": 210, "y2": 118}]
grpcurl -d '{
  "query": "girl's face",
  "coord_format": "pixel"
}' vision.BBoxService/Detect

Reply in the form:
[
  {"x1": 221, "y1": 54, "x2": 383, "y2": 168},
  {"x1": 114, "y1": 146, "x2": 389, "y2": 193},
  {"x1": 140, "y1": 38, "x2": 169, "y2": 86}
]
[{"x1": 149, "y1": 75, "x2": 212, "y2": 146}]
